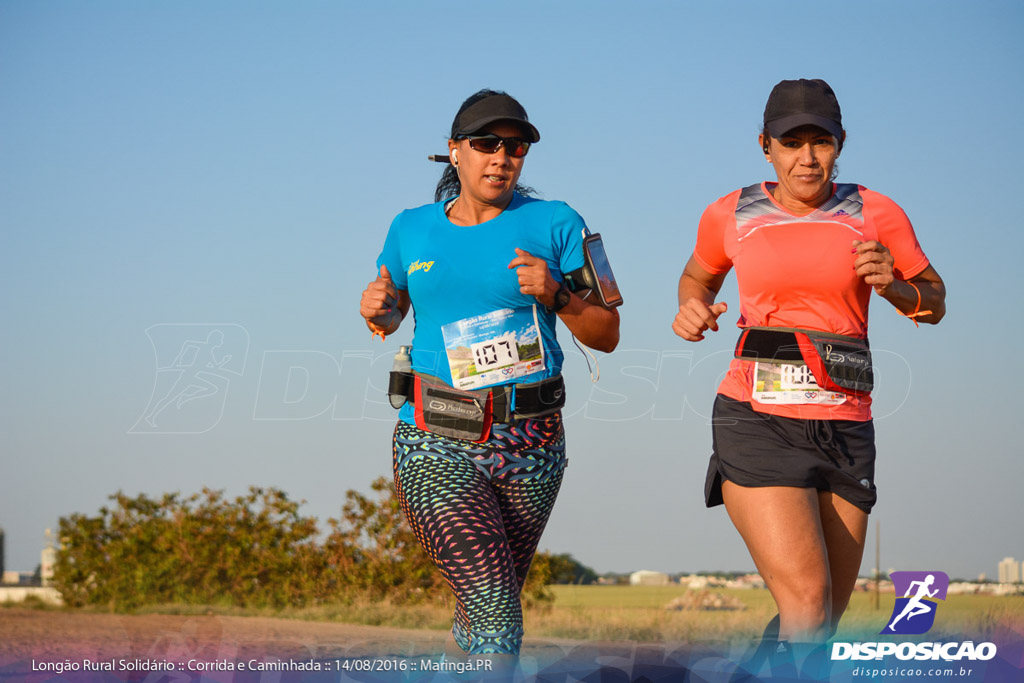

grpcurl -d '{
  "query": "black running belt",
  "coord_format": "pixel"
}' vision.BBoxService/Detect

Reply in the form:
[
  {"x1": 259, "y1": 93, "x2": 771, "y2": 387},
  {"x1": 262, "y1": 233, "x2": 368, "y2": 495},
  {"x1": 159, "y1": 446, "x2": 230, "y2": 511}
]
[
  {"x1": 389, "y1": 371, "x2": 565, "y2": 421},
  {"x1": 735, "y1": 328, "x2": 805, "y2": 363},
  {"x1": 734, "y1": 326, "x2": 873, "y2": 396}
]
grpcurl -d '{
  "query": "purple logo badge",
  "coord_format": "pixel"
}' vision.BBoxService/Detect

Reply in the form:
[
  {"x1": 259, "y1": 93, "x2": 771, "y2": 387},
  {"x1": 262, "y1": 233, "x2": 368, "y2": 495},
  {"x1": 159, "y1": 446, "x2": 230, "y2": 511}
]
[{"x1": 881, "y1": 571, "x2": 949, "y2": 635}]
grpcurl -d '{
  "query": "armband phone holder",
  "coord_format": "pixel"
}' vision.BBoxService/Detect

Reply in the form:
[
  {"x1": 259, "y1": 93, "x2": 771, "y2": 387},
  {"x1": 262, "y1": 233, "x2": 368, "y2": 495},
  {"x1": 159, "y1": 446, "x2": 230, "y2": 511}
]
[{"x1": 565, "y1": 232, "x2": 623, "y2": 308}]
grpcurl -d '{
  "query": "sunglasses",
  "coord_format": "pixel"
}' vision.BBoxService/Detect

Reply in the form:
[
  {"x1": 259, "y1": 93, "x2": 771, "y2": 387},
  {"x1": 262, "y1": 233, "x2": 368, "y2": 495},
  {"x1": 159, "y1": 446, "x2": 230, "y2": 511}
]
[{"x1": 458, "y1": 134, "x2": 531, "y2": 158}]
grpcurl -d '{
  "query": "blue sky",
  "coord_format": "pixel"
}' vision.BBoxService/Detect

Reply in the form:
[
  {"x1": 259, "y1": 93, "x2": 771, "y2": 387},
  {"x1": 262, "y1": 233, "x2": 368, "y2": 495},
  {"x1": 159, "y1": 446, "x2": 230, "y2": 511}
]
[{"x1": 2, "y1": 1, "x2": 1022, "y2": 581}]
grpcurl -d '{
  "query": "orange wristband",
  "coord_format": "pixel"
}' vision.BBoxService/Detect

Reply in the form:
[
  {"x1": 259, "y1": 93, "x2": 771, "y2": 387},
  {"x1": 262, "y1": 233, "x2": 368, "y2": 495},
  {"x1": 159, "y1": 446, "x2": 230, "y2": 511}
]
[{"x1": 898, "y1": 281, "x2": 932, "y2": 327}]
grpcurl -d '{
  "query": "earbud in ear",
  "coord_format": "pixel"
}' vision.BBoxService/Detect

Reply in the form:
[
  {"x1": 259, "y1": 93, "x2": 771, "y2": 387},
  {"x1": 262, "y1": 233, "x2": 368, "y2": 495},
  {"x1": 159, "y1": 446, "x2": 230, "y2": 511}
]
[{"x1": 451, "y1": 151, "x2": 458, "y2": 166}]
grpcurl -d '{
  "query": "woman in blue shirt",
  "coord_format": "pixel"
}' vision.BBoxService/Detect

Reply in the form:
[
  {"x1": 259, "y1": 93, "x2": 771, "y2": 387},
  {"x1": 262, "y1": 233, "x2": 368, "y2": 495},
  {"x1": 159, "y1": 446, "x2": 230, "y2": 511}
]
[{"x1": 359, "y1": 89, "x2": 619, "y2": 668}]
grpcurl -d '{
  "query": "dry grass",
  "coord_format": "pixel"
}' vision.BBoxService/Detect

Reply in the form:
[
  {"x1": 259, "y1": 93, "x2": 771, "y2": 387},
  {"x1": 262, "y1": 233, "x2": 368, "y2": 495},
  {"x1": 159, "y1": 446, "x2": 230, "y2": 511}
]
[
  {"x1": 822, "y1": 590, "x2": 1024, "y2": 641},
  {"x1": 528, "y1": 586, "x2": 775, "y2": 644},
  {"x1": 525, "y1": 586, "x2": 1024, "y2": 644},
  {"x1": 0, "y1": 595, "x2": 60, "y2": 611}
]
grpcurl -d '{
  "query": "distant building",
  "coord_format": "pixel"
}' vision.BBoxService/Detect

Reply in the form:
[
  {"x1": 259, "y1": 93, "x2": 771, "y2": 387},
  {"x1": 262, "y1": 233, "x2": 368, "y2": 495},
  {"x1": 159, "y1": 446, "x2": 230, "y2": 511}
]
[
  {"x1": 1, "y1": 572, "x2": 34, "y2": 586},
  {"x1": 998, "y1": 557, "x2": 1021, "y2": 584},
  {"x1": 630, "y1": 570, "x2": 670, "y2": 586},
  {"x1": 41, "y1": 548, "x2": 56, "y2": 587},
  {"x1": 854, "y1": 577, "x2": 893, "y2": 592},
  {"x1": 41, "y1": 529, "x2": 56, "y2": 587},
  {"x1": 679, "y1": 575, "x2": 709, "y2": 589},
  {"x1": 727, "y1": 574, "x2": 765, "y2": 589}
]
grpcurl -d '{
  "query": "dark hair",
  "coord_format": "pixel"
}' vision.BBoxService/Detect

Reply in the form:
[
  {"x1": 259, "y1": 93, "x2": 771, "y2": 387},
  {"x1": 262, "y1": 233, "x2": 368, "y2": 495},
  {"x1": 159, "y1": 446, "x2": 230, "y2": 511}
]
[
  {"x1": 760, "y1": 125, "x2": 844, "y2": 181},
  {"x1": 434, "y1": 89, "x2": 536, "y2": 203}
]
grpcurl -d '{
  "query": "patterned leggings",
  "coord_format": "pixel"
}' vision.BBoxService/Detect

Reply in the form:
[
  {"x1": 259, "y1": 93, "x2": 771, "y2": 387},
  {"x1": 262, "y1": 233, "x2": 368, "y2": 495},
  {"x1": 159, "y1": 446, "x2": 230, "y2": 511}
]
[{"x1": 392, "y1": 414, "x2": 566, "y2": 656}]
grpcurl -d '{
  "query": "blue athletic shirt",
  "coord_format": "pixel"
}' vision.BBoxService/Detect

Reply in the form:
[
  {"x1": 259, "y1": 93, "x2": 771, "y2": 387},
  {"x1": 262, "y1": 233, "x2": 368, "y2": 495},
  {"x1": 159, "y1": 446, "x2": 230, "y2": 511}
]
[{"x1": 376, "y1": 192, "x2": 587, "y2": 424}]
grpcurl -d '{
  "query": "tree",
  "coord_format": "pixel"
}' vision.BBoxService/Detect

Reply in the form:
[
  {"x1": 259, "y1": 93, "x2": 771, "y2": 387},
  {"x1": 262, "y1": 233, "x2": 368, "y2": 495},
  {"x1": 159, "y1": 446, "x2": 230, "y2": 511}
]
[{"x1": 538, "y1": 552, "x2": 599, "y2": 585}]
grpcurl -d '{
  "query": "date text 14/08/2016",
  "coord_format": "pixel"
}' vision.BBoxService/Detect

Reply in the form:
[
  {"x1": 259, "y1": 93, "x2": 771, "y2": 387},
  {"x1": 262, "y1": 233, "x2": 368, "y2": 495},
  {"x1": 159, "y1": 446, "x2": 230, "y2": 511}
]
[{"x1": 339, "y1": 658, "x2": 494, "y2": 674}]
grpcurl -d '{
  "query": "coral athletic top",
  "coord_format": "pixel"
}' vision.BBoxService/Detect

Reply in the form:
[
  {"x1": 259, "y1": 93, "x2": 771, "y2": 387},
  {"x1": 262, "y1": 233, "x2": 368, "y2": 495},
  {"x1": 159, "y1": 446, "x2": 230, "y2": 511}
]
[{"x1": 693, "y1": 182, "x2": 930, "y2": 421}]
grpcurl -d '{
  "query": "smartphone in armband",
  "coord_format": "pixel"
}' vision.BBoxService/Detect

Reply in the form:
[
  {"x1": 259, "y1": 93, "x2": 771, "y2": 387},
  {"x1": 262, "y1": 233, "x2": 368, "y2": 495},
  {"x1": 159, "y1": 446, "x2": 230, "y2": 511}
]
[{"x1": 566, "y1": 233, "x2": 623, "y2": 308}]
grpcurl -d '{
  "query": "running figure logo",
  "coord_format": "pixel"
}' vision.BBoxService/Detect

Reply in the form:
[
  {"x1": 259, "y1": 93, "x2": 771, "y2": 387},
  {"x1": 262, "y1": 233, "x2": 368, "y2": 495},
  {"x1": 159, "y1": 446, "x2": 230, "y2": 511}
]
[
  {"x1": 881, "y1": 571, "x2": 949, "y2": 635},
  {"x1": 130, "y1": 324, "x2": 249, "y2": 434}
]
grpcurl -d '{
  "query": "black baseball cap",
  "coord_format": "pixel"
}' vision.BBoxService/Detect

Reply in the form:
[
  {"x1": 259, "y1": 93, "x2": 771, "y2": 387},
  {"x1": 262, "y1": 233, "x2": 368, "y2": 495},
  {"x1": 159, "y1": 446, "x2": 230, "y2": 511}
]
[
  {"x1": 763, "y1": 78, "x2": 843, "y2": 140},
  {"x1": 452, "y1": 93, "x2": 540, "y2": 143}
]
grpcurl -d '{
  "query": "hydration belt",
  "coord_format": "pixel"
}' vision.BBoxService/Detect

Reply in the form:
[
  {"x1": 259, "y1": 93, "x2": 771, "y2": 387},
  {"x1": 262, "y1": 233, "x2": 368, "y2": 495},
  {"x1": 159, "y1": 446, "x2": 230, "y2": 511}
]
[
  {"x1": 734, "y1": 326, "x2": 873, "y2": 397},
  {"x1": 388, "y1": 371, "x2": 565, "y2": 441}
]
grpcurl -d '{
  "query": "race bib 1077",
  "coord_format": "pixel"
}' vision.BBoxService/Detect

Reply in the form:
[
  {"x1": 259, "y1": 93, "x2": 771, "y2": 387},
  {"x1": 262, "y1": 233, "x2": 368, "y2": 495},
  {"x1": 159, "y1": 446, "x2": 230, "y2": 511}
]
[{"x1": 441, "y1": 306, "x2": 546, "y2": 390}]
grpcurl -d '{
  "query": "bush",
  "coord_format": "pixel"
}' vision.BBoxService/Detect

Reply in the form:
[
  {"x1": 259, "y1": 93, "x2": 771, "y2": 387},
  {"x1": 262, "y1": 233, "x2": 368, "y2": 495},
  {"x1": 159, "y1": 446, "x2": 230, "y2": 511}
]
[
  {"x1": 319, "y1": 477, "x2": 445, "y2": 602},
  {"x1": 53, "y1": 478, "x2": 554, "y2": 612},
  {"x1": 54, "y1": 487, "x2": 322, "y2": 610}
]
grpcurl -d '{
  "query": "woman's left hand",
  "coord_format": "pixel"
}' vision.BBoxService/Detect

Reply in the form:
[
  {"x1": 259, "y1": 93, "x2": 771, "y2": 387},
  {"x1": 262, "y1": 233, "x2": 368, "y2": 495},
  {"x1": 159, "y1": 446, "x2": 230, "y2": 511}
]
[
  {"x1": 852, "y1": 240, "x2": 895, "y2": 295},
  {"x1": 508, "y1": 248, "x2": 558, "y2": 308}
]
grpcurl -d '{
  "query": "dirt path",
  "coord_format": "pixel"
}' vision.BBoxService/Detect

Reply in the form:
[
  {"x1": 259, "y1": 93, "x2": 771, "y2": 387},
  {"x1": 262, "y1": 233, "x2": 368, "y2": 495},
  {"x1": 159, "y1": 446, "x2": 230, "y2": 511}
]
[
  {"x1": 0, "y1": 608, "x2": 451, "y2": 661},
  {"x1": 0, "y1": 609, "x2": 597, "y2": 679}
]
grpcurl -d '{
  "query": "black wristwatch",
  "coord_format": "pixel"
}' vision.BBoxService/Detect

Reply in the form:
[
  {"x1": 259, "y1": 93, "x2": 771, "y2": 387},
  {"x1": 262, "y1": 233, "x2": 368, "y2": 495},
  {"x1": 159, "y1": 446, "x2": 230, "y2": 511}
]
[{"x1": 546, "y1": 281, "x2": 572, "y2": 314}]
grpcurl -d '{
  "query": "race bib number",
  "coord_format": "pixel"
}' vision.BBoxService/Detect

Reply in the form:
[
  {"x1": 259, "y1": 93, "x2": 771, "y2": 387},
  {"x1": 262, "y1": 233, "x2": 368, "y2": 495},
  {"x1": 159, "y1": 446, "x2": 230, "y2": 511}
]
[
  {"x1": 751, "y1": 362, "x2": 846, "y2": 405},
  {"x1": 441, "y1": 306, "x2": 546, "y2": 390}
]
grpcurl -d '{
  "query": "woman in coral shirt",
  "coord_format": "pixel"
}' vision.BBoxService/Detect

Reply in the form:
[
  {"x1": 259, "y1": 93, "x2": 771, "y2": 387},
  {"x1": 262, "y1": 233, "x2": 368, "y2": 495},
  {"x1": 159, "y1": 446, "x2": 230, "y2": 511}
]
[{"x1": 673, "y1": 78, "x2": 945, "y2": 676}]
